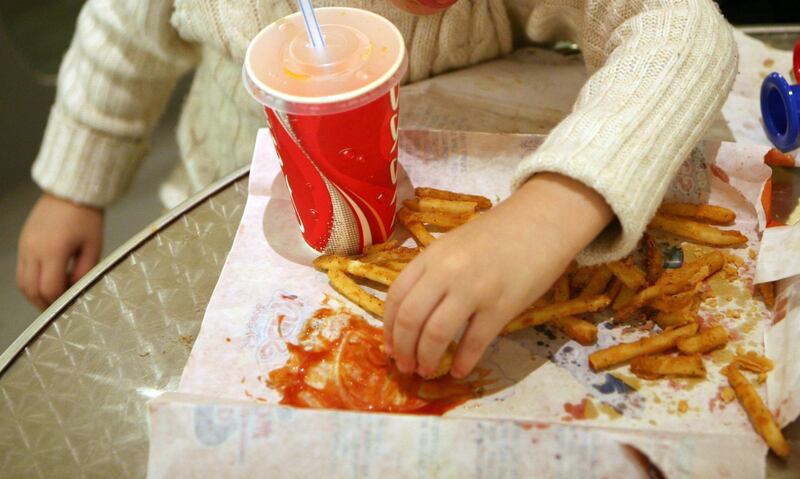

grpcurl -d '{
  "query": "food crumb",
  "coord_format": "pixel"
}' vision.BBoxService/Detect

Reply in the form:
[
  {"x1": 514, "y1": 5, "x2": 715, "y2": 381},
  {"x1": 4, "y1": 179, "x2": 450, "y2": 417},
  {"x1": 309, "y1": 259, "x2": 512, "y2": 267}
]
[
  {"x1": 748, "y1": 249, "x2": 757, "y2": 260},
  {"x1": 225, "y1": 337, "x2": 232, "y2": 343},
  {"x1": 757, "y1": 373, "x2": 767, "y2": 384},
  {"x1": 721, "y1": 387, "x2": 736, "y2": 403},
  {"x1": 240, "y1": 376, "x2": 246, "y2": 384},
  {"x1": 138, "y1": 351, "x2": 151, "y2": 358},
  {"x1": 678, "y1": 400, "x2": 688, "y2": 413}
]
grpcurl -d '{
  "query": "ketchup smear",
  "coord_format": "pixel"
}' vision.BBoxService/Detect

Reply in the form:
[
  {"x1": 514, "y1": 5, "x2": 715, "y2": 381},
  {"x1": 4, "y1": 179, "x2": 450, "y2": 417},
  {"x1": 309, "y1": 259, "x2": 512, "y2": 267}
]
[{"x1": 267, "y1": 308, "x2": 483, "y2": 415}]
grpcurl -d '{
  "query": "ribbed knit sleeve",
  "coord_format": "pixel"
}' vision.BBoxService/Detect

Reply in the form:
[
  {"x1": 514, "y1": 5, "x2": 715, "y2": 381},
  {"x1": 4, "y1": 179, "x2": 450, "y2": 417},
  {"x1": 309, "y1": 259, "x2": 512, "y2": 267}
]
[
  {"x1": 512, "y1": 0, "x2": 738, "y2": 264},
  {"x1": 32, "y1": 0, "x2": 197, "y2": 207}
]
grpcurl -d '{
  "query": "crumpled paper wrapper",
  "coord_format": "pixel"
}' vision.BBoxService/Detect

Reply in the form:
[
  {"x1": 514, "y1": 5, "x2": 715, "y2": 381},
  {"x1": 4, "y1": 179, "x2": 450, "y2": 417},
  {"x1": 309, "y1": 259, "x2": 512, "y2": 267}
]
[{"x1": 148, "y1": 129, "x2": 800, "y2": 478}]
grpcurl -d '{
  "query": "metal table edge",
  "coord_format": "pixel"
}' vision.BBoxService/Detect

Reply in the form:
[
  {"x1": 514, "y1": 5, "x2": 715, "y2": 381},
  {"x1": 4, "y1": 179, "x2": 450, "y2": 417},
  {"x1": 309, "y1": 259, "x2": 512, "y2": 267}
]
[{"x1": 0, "y1": 165, "x2": 251, "y2": 374}]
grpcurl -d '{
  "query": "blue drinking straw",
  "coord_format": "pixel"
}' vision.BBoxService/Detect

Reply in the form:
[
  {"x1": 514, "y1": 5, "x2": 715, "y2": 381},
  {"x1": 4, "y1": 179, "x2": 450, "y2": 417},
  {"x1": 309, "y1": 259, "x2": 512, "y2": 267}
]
[{"x1": 296, "y1": 0, "x2": 326, "y2": 51}]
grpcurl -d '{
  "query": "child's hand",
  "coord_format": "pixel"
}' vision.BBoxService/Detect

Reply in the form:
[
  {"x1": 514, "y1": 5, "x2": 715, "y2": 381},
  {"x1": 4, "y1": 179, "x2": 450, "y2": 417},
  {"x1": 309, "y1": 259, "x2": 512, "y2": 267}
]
[
  {"x1": 17, "y1": 193, "x2": 104, "y2": 310},
  {"x1": 383, "y1": 173, "x2": 613, "y2": 378}
]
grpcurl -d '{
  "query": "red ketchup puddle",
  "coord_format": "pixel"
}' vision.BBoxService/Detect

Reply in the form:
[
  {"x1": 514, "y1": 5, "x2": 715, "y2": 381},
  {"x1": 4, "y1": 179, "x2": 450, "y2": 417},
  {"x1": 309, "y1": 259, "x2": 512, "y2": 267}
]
[{"x1": 268, "y1": 308, "x2": 486, "y2": 415}]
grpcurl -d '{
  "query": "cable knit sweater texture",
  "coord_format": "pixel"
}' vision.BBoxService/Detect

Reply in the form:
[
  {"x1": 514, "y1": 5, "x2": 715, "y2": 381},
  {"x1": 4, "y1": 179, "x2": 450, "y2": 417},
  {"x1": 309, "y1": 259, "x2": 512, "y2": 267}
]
[{"x1": 32, "y1": 0, "x2": 738, "y2": 263}]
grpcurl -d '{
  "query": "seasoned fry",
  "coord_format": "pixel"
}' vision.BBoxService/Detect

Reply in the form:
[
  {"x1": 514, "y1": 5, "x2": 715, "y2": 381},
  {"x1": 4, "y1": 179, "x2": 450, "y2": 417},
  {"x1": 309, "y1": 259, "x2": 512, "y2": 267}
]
[
  {"x1": 402, "y1": 199, "x2": 421, "y2": 211},
  {"x1": 414, "y1": 187, "x2": 493, "y2": 210},
  {"x1": 613, "y1": 285, "x2": 636, "y2": 310},
  {"x1": 723, "y1": 365, "x2": 790, "y2": 458},
  {"x1": 327, "y1": 268, "x2": 385, "y2": 318},
  {"x1": 649, "y1": 288, "x2": 699, "y2": 313},
  {"x1": 345, "y1": 260, "x2": 399, "y2": 287},
  {"x1": 733, "y1": 352, "x2": 774, "y2": 373},
  {"x1": 362, "y1": 246, "x2": 420, "y2": 263},
  {"x1": 379, "y1": 260, "x2": 409, "y2": 272},
  {"x1": 397, "y1": 208, "x2": 436, "y2": 247},
  {"x1": 649, "y1": 214, "x2": 747, "y2": 247},
  {"x1": 418, "y1": 197, "x2": 478, "y2": 216},
  {"x1": 658, "y1": 203, "x2": 736, "y2": 225},
  {"x1": 314, "y1": 256, "x2": 398, "y2": 287},
  {"x1": 653, "y1": 309, "x2": 696, "y2": 329},
  {"x1": 630, "y1": 354, "x2": 706, "y2": 380},
  {"x1": 363, "y1": 240, "x2": 399, "y2": 255},
  {"x1": 407, "y1": 210, "x2": 472, "y2": 229},
  {"x1": 552, "y1": 316, "x2": 598, "y2": 346},
  {"x1": 656, "y1": 251, "x2": 725, "y2": 294},
  {"x1": 552, "y1": 274, "x2": 570, "y2": 302},
  {"x1": 588, "y1": 322, "x2": 699, "y2": 371},
  {"x1": 503, "y1": 295, "x2": 611, "y2": 334},
  {"x1": 757, "y1": 282, "x2": 776, "y2": 308},
  {"x1": 421, "y1": 342, "x2": 457, "y2": 379},
  {"x1": 645, "y1": 234, "x2": 664, "y2": 284},
  {"x1": 615, "y1": 284, "x2": 664, "y2": 318},
  {"x1": 580, "y1": 266, "x2": 614, "y2": 297},
  {"x1": 677, "y1": 325, "x2": 729, "y2": 355},
  {"x1": 571, "y1": 266, "x2": 597, "y2": 290},
  {"x1": 314, "y1": 254, "x2": 349, "y2": 271},
  {"x1": 606, "y1": 278, "x2": 623, "y2": 301},
  {"x1": 607, "y1": 260, "x2": 648, "y2": 291}
]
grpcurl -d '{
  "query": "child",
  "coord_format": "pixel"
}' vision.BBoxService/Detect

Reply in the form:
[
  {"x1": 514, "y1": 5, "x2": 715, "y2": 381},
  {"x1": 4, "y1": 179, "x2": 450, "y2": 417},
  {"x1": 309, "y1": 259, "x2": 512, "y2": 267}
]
[{"x1": 17, "y1": 0, "x2": 737, "y2": 378}]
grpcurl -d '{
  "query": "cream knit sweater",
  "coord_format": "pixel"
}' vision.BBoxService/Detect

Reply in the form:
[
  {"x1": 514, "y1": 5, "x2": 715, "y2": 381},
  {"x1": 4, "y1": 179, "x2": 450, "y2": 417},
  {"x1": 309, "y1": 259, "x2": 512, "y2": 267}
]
[{"x1": 33, "y1": 0, "x2": 737, "y2": 263}]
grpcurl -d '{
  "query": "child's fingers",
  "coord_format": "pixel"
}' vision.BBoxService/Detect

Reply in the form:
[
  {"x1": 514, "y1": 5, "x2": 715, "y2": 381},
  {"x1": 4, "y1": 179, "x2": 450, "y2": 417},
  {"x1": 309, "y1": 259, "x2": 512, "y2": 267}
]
[
  {"x1": 70, "y1": 240, "x2": 101, "y2": 285},
  {"x1": 391, "y1": 273, "x2": 446, "y2": 375},
  {"x1": 40, "y1": 255, "x2": 70, "y2": 305},
  {"x1": 415, "y1": 292, "x2": 476, "y2": 377},
  {"x1": 384, "y1": 259, "x2": 426, "y2": 355},
  {"x1": 20, "y1": 259, "x2": 47, "y2": 310},
  {"x1": 450, "y1": 309, "x2": 503, "y2": 378}
]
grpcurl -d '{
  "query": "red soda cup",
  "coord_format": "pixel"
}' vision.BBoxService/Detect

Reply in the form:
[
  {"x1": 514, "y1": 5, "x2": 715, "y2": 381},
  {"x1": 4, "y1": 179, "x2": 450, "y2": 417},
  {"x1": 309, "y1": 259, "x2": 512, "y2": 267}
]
[{"x1": 244, "y1": 7, "x2": 408, "y2": 255}]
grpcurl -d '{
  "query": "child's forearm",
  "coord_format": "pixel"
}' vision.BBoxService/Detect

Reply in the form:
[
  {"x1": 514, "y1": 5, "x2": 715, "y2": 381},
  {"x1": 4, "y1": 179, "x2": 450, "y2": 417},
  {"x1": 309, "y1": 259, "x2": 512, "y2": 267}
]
[{"x1": 510, "y1": 172, "x2": 614, "y2": 262}]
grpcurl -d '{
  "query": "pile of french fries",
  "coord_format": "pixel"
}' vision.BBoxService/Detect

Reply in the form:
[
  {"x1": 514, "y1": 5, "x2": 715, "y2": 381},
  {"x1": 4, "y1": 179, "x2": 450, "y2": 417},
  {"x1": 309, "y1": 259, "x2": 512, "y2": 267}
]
[{"x1": 312, "y1": 186, "x2": 789, "y2": 458}]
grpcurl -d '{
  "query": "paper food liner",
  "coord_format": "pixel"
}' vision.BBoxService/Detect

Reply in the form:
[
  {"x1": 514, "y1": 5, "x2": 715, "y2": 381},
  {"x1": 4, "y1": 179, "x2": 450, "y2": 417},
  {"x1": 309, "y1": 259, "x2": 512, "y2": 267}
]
[{"x1": 150, "y1": 129, "x2": 800, "y2": 478}]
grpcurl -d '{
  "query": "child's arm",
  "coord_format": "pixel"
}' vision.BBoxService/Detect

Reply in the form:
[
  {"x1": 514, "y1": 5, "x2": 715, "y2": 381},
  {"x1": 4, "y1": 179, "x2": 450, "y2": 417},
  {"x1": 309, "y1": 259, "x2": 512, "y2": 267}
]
[
  {"x1": 385, "y1": 174, "x2": 612, "y2": 378},
  {"x1": 18, "y1": 0, "x2": 197, "y2": 308},
  {"x1": 385, "y1": 0, "x2": 738, "y2": 377}
]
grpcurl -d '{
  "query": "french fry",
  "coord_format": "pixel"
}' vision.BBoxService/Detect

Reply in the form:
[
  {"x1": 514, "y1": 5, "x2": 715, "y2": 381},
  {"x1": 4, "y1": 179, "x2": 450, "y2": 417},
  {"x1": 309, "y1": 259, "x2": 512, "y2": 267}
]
[
  {"x1": 571, "y1": 266, "x2": 597, "y2": 290},
  {"x1": 552, "y1": 316, "x2": 598, "y2": 345},
  {"x1": 421, "y1": 342, "x2": 457, "y2": 379},
  {"x1": 733, "y1": 352, "x2": 774, "y2": 374},
  {"x1": 314, "y1": 254, "x2": 349, "y2": 271},
  {"x1": 402, "y1": 199, "x2": 421, "y2": 211},
  {"x1": 630, "y1": 354, "x2": 706, "y2": 380},
  {"x1": 645, "y1": 234, "x2": 664, "y2": 284},
  {"x1": 379, "y1": 260, "x2": 409, "y2": 272},
  {"x1": 314, "y1": 256, "x2": 398, "y2": 287},
  {"x1": 723, "y1": 365, "x2": 791, "y2": 458},
  {"x1": 648, "y1": 288, "x2": 699, "y2": 313},
  {"x1": 588, "y1": 322, "x2": 698, "y2": 371},
  {"x1": 606, "y1": 278, "x2": 623, "y2": 302},
  {"x1": 362, "y1": 246, "x2": 420, "y2": 263},
  {"x1": 613, "y1": 285, "x2": 636, "y2": 311},
  {"x1": 503, "y1": 295, "x2": 611, "y2": 334},
  {"x1": 757, "y1": 282, "x2": 776, "y2": 308},
  {"x1": 345, "y1": 260, "x2": 399, "y2": 287},
  {"x1": 649, "y1": 214, "x2": 747, "y2": 247},
  {"x1": 414, "y1": 187, "x2": 493, "y2": 210},
  {"x1": 676, "y1": 325, "x2": 729, "y2": 355},
  {"x1": 363, "y1": 240, "x2": 400, "y2": 255},
  {"x1": 580, "y1": 266, "x2": 614, "y2": 297},
  {"x1": 327, "y1": 268, "x2": 385, "y2": 318},
  {"x1": 552, "y1": 274, "x2": 571, "y2": 302},
  {"x1": 656, "y1": 251, "x2": 725, "y2": 294},
  {"x1": 418, "y1": 197, "x2": 478, "y2": 216},
  {"x1": 658, "y1": 203, "x2": 736, "y2": 225},
  {"x1": 653, "y1": 308, "x2": 696, "y2": 329},
  {"x1": 407, "y1": 210, "x2": 472, "y2": 229},
  {"x1": 615, "y1": 284, "x2": 664, "y2": 318},
  {"x1": 607, "y1": 260, "x2": 648, "y2": 291},
  {"x1": 397, "y1": 208, "x2": 436, "y2": 247}
]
